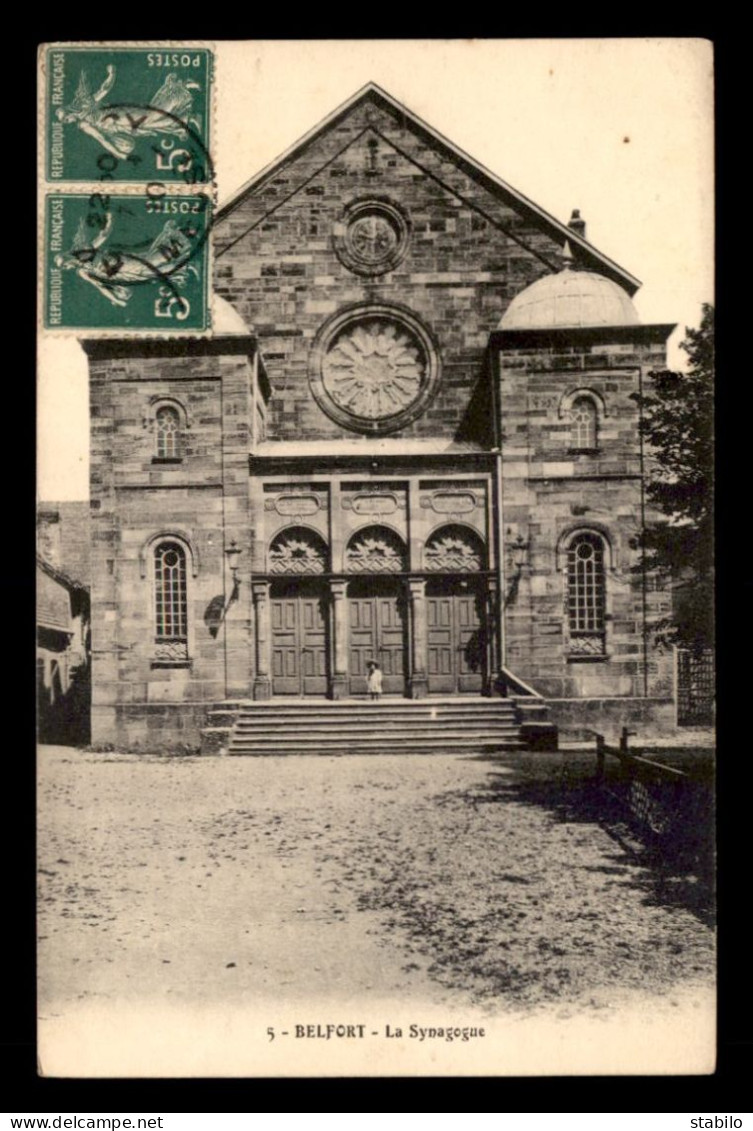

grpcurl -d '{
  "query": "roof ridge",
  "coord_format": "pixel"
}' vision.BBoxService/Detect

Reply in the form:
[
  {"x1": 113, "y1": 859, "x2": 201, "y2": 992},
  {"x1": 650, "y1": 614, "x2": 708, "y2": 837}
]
[
  {"x1": 37, "y1": 553, "x2": 89, "y2": 592},
  {"x1": 214, "y1": 82, "x2": 640, "y2": 294}
]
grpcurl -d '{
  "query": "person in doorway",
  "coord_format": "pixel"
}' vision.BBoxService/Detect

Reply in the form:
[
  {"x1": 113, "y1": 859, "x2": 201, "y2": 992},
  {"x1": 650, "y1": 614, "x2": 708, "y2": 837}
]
[{"x1": 366, "y1": 661, "x2": 383, "y2": 701}]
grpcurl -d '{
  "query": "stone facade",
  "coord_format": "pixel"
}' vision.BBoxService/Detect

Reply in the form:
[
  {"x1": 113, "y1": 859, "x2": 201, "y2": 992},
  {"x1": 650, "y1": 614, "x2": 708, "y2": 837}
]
[
  {"x1": 85, "y1": 85, "x2": 676, "y2": 749},
  {"x1": 85, "y1": 339, "x2": 262, "y2": 747},
  {"x1": 493, "y1": 325, "x2": 674, "y2": 702}
]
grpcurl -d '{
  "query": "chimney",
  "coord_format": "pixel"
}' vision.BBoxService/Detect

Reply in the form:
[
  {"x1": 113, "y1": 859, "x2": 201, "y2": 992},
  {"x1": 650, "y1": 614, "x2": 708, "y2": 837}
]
[{"x1": 568, "y1": 209, "x2": 586, "y2": 239}]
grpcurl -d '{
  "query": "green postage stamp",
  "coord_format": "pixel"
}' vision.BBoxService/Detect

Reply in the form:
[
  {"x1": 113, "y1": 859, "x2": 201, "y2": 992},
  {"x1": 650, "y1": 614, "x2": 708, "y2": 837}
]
[
  {"x1": 41, "y1": 44, "x2": 214, "y2": 332},
  {"x1": 46, "y1": 46, "x2": 212, "y2": 184},
  {"x1": 44, "y1": 192, "x2": 211, "y2": 331}
]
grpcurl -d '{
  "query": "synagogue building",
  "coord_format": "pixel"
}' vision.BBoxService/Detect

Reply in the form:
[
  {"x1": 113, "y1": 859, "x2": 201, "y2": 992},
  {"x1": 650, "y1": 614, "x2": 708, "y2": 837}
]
[{"x1": 84, "y1": 84, "x2": 676, "y2": 751}]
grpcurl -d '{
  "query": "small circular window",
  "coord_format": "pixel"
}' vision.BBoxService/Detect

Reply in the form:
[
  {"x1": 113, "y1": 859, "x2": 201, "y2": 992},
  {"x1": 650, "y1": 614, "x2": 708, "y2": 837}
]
[
  {"x1": 333, "y1": 200, "x2": 410, "y2": 276},
  {"x1": 310, "y1": 304, "x2": 440, "y2": 434}
]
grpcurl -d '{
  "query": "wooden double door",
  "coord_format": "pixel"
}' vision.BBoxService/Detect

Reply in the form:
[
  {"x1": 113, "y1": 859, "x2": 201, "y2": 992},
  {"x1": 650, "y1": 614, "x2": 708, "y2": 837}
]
[
  {"x1": 348, "y1": 578, "x2": 407, "y2": 696},
  {"x1": 268, "y1": 575, "x2": 487, "y2": 698},
  {"x1": 426, "y1": 577, "x2": 486, "y2": 694},
  {"x1": 270, "y1": 580, "x2": 328, "y2": 697}
]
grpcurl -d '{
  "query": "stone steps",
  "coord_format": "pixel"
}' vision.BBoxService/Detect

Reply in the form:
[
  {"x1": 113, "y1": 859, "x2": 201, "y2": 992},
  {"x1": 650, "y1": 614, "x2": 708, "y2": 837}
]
[
  {"x1": 228, "y1": 739, "x2": 526, "y2": 755},
  {"x1": 198, "y1": 696, "x2": 557, "y2": 755},
  {"x1": 196, "y1": 692, "x2": 554, "y2": 755},
  {"x1": 207, "y1": 701, "x2": 518, "y2": 727},
  {"x1": 231, "y1": 722, "x2": 521, "y2": 737},
  {"x1": 229, "y1": 708, "x2": 518, "y2": 725}
]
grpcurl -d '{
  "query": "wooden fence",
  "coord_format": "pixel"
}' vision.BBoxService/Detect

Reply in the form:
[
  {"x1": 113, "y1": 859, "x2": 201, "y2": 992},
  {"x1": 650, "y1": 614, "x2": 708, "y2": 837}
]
[
  {"x1": 676, "y1": 647, "x2": 715, "y2": 727},
  {"x1": 595, "y1": 728, "x2": 714, "y2": 872}
]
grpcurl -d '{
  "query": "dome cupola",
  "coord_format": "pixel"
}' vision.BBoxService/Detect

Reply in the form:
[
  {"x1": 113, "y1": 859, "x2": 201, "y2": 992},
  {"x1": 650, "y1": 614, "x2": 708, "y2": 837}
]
[
  {"x1": 212, "y1": 293, "x2": 253, "y2": 335},
  {"x1": 500, "y1": 244, "x2": 640, "y2": 331}
]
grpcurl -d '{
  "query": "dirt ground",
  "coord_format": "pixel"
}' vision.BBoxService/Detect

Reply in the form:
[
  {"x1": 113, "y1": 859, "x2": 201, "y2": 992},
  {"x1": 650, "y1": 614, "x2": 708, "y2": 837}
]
[{"x1": 37, "y1": 744, "x2": 715, "y2": 1074}]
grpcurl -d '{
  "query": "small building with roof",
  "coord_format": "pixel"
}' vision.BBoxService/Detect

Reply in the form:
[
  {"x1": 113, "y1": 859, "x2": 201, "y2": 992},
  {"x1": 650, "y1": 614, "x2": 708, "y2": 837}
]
[{"x1": 37, "y1": 551, "x2": 90, "y2": 745}]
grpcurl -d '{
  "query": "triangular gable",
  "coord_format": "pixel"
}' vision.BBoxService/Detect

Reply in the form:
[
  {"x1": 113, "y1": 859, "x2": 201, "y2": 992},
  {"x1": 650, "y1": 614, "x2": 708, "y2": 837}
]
[{"x1": 215, "y1": 82, "x2": 640, "y2": 295}]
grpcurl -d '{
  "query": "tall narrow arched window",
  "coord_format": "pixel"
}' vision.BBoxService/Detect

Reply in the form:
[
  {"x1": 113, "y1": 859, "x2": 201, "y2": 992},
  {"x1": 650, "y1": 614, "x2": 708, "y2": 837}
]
[
  {"x1": 566, "y1": 532, "x2": 606, "y2": 656},
  {"x1": 155, "y1": 405, "x2": 182, "y2": 460},
  {"x1": 154, "y1": 541, "x2": 188, "y2": 662},
  {"x1": 570, "y1": 396, "x2": 598, "y2": 450}
]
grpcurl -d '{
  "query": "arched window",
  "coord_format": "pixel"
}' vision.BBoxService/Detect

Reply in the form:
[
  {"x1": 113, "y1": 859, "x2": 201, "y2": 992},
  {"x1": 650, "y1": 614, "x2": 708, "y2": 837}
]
[
  {"x1": 566, "y1": 532, "x2": 606, "y2": 656},
  {"x1": 345, "y1": 525, "x2": 408, "y2": 573},
  {"x1": 155, "y1": 404, "x2": 182, "y2": 460},
  {"x1": 570, "y1": 395, "x2": 598, "y2": 450},
  {"x1": 423, "y1": 524, "x2": 485, "y2": 572},
  {"x1": 154, "y1": 541, "x2": 188, "y2": 662},
  {"x1": 268, "y1": 527, "x2": 328, "y2": 574}
]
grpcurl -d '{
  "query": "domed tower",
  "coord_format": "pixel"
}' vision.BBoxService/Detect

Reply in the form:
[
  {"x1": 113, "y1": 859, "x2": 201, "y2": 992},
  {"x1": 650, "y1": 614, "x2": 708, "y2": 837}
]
[
  {"x1": 500, "y1": 255, "x2": 641, "y2": 331},
  {"x1": 488, "y1": 245, "x2": 676, "y2": 725}
]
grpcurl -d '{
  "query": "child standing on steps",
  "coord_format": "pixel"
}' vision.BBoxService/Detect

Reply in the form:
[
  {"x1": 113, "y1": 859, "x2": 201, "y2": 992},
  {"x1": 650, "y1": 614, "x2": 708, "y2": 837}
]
[{"x1": 366, "y1": 661, "x2": 383, "y2": 701}]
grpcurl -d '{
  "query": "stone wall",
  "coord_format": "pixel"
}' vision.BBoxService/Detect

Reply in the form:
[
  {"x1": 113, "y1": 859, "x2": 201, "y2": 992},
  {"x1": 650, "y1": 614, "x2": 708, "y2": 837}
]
[
  {"x1": 87, "y1": 340, "x2": 257, "y2": 747},
  {"x1": 213, "y1": 97, "x2": 574, "y2": 447},
  {"x1": 497, "y1": 328, "x2": 674, "y2": 702},
  {"x1": 545, "y1": 698, "x2": 677, "y2": 743}
]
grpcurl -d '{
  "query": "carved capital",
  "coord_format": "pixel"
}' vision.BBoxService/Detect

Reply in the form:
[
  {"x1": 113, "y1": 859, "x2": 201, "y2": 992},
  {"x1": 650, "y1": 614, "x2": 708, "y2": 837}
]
[{"x1": 408, "y1": 577, "x2": 426, "y2": 600}]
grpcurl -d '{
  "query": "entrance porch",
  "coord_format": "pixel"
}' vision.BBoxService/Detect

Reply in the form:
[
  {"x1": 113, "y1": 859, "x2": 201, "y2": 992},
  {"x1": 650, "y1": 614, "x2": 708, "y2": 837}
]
[{"x1": 251, "y1": 572, "x2": 498, "y2": 701}]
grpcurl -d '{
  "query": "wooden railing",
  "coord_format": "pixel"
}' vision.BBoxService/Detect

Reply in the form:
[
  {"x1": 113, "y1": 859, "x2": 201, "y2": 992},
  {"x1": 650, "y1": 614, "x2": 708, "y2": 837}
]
[{"x1": 594, "y1": 728, "x2": 713, "y2": 867}]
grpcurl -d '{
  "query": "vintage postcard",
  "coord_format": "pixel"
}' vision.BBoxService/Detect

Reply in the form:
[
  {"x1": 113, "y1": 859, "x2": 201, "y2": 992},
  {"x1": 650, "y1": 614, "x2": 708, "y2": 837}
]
[{"x1": 37, "y1": 39, "x2": 715, "y2": 1078}]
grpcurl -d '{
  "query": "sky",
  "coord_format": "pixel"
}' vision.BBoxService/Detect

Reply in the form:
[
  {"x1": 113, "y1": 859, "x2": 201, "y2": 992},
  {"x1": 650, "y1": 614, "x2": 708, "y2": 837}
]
[{"x1": 38, "y1": 38, "x2": 714, "y2": 501}]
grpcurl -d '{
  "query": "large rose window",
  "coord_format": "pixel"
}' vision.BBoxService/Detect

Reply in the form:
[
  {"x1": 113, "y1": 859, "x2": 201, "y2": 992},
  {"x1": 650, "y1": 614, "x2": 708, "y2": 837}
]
[
  {"x1": 324, "y1": 319, "x2": 424, "y2": 420},
  {"x1": 311, "y1": 305, "x2": 440, "y2": 434}
]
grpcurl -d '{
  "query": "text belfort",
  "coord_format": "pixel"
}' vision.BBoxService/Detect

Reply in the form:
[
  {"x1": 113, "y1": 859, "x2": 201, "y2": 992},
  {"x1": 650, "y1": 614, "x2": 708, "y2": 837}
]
[{"x1": 293, "y1": 1024, "x2": 486, "y2": 1042}]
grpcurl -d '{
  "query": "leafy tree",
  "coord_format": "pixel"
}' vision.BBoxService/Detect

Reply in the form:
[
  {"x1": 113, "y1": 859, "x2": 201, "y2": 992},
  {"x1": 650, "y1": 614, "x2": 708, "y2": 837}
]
[{"x1": 631, "y1": 304, "x2": 714, "y2": 652}]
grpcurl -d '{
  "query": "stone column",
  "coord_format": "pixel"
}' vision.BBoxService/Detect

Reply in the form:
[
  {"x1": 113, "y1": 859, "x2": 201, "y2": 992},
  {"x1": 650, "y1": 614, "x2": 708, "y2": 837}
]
[
  {"x1": 485, "y1": 576, "x2": 499, "y2": 697},
  {"x1": 329, "y1": 579, "x2": 349, "y2": 699},
  {"x1": 252, "y1": 580, "x2": 271, "y2": 700},
  {"x1": 488, "y1": 576, "x2": 509, "y2": 697},
  {"x1": 408, "y1": 577, "x2": 428, "y2": 699}
]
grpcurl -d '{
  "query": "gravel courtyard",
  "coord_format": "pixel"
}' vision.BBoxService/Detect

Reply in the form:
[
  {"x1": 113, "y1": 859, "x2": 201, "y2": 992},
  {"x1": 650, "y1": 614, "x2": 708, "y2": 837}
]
[{"x1": 37, "y1": 744, "x2": 715, "y2": 1075}]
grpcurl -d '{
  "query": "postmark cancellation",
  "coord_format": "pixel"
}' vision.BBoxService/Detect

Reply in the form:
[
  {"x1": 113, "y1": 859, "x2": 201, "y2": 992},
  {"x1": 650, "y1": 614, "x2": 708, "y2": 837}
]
[{"x1": 45, "y1": 46, "x2": 213, "y2": 185}]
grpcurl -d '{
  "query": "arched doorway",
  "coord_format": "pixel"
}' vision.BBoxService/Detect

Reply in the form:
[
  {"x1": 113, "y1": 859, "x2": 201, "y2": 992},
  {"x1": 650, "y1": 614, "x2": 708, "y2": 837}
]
[
  {"x1": 424, "y1": 525, "x2": 487, "y2": 694},
  {"x1": 345, "y1": 526, "x2": 408, "y2": 696},
  {"x1": 268, "y1": 528, "x2": 329, "y2": 697}
]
